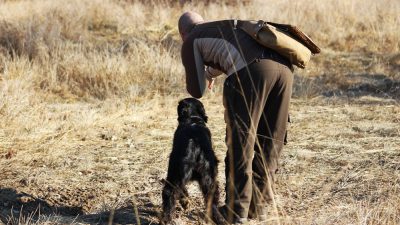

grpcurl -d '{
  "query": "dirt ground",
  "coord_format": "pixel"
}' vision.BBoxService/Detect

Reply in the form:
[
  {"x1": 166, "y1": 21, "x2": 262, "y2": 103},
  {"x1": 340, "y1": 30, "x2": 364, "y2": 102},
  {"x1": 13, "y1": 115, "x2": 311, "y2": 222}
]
[{"x1": 1, "y1": 84, "x2": 399, "y2": 224}]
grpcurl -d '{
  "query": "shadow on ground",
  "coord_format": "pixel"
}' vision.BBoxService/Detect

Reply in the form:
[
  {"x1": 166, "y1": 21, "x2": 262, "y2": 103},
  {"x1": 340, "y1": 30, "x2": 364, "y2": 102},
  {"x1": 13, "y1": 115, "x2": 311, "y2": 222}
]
[
  {"x1": 0, "y1": 188, "x2": 160, "y2": 225},
  {"x1": 293, "y1": 73, "x2": 400, "y2": 100},
  {"x1": 76, "y1": 201, "x2": 159, "y2": 225},
  {"x1": 0, "y1": 188, "x2": 83, "y2": 223}
]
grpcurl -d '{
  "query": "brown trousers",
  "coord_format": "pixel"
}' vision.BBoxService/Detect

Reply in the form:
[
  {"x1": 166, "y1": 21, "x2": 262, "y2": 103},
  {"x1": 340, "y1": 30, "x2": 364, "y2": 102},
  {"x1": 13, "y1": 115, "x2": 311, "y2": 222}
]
[{"x1": 223, "y1": 50, "x2": 293, "y2": 219}]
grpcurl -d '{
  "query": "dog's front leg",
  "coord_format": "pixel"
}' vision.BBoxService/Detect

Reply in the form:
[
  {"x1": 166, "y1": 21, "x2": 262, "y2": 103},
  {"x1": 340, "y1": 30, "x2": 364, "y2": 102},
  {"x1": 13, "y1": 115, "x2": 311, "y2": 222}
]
[
  {"x1": 199, "y1": 175, "x2": 224, "y2": 224},
  {"x1": 160, "y1": 182, "x2": 177, "y2": 225},
  {"x1": 178, "y1": 185, "x2": 189, "y2": 210}
]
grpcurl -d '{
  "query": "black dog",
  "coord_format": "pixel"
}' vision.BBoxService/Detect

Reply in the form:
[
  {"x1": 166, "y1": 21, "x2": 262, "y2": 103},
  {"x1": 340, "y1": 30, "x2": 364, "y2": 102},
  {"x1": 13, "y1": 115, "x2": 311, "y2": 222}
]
[{"x1": 160, "y1": 98, "x2": 223, "y2": 225}]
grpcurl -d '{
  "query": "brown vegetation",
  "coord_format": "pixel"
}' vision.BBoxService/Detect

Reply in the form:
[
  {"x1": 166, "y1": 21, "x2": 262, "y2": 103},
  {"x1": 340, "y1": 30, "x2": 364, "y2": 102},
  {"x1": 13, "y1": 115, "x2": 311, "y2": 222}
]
[{"x1": 0, "y1": 0, "x2": 399, "y2": 224}]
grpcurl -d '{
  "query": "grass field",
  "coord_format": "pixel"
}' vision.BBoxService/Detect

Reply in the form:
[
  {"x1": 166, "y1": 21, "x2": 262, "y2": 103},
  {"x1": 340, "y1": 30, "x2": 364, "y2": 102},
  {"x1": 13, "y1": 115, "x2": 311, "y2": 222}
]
[{"x1": 0, "y1": 0, "x2": 399, "y2": 224}]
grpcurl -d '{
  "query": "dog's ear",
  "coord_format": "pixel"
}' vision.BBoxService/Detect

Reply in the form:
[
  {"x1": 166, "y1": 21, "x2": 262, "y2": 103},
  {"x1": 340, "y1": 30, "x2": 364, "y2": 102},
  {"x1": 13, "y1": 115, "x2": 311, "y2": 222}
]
[
  {"x1": 197, "y1": 102, "x2": 208, "y2": 123},
  {"x1": 177, "y1": 100, "x2": 188, "y2": 122}
]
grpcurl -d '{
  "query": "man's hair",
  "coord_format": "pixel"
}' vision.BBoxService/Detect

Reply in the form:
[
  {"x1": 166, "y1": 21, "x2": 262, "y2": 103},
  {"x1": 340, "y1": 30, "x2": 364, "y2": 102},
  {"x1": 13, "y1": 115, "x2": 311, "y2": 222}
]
[{"x1": 178, "y1": 11, "x2": 204, "y2": 35}]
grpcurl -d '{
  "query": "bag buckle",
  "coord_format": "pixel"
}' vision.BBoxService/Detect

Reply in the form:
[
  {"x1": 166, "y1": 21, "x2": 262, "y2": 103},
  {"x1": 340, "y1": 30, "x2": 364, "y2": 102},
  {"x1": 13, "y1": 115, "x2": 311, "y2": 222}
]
[{"x1": 233, "y1": 19, "x2": 238, "y2": 29}]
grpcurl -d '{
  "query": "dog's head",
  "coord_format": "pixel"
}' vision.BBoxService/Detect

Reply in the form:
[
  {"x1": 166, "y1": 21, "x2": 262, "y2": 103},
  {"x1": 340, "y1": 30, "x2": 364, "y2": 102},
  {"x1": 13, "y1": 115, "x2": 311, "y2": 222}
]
[{"x1": 177, "y1": 98, "x2": 208, "y2": 125}]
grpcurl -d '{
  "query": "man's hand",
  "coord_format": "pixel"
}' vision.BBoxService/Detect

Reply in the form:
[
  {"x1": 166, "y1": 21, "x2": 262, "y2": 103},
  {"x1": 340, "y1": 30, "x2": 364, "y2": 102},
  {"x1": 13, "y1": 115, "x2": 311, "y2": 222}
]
[
  {"x1": 205, "y1": 67, "x2": 222, "y2": 90},
  {"x1": 208, "y1": 78, "x2": 215, "y2": 90}
]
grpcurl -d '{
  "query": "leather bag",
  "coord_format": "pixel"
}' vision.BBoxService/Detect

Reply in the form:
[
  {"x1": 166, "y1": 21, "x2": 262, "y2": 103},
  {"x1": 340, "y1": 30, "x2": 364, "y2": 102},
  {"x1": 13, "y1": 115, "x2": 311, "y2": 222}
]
[{"x1": 237, "y1": 20, "x2": 320, "y2": 68}]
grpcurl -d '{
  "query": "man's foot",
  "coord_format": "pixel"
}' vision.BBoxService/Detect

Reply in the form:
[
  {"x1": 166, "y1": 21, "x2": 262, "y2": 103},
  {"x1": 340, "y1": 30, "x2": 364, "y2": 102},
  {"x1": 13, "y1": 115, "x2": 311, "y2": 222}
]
[
  {"x1": 248, "y1": 205, "x2": 267, "y2": 221},
  {"x1": 218, "y1": 205, "x2": 248, "y2": 224}
]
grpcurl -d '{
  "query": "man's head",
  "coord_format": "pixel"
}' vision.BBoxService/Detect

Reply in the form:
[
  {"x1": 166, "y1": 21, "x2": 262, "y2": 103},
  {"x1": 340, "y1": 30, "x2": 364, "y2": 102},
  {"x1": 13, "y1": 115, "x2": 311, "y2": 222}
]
[{"x1": 178, "y1": 11, "x2": 204, "y2": 41}]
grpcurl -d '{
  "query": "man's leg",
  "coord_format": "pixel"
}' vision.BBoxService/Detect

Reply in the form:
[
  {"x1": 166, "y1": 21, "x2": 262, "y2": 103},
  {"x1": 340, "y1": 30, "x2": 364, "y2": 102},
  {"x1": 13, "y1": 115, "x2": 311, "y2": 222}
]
[
  {"x1": 223, "y1": 73, "x2": 258, "y2": 222},
  {"x1": 250, "y1": 60, "x2": 293, "y2": 218},
  {"x1": 223, "y1": 58, "x2": 281, "y2": 221}
]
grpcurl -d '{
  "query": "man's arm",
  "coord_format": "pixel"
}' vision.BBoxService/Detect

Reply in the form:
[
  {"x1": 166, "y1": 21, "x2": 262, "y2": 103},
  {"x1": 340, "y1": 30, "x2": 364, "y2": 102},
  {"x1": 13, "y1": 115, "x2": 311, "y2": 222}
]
[{"x1": 181, "y1": 38, "x2": 206, "y2": 98}]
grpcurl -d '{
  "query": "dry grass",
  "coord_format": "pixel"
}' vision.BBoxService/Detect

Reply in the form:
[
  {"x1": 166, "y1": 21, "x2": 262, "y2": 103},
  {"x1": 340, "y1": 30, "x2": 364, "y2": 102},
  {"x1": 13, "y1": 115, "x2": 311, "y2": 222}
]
[{"x1": 0, "y1": 0, "x2": 399, "y2": 224}]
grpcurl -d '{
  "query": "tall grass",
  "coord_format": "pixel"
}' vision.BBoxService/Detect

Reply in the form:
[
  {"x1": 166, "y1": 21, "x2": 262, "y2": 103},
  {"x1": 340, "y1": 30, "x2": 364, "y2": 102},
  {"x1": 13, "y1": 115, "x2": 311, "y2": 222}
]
[
  {"x1": 0, "y1": 0, "x2": 399, "y2": 101},
  {"x1": 0, "y1": 0, "x2": 184, "y2": 102}
]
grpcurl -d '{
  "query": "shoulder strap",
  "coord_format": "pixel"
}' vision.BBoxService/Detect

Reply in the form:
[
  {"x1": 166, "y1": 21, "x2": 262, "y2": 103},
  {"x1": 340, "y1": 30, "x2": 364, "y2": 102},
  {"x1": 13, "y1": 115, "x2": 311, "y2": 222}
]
[{"x1": 194, "y1": 20, "x2": 237, "y2": 30}]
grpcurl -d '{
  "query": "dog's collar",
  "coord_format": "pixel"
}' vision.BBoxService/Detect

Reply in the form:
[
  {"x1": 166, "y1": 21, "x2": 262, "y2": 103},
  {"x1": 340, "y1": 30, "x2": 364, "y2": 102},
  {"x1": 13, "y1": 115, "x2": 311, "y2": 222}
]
[
  {"x1": 189, "y1": 116, "x2": 205, "y2": 125},
  {"x1": 189, "y1": 116, "x2": 203, "y2": 120}
]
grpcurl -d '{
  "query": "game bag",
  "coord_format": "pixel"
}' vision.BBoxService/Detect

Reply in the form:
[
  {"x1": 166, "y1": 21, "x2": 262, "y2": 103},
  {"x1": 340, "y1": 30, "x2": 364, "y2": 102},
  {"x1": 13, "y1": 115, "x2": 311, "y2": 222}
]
[{"x1": 237, "y1": 20, "x2": 321, "y2": 68}]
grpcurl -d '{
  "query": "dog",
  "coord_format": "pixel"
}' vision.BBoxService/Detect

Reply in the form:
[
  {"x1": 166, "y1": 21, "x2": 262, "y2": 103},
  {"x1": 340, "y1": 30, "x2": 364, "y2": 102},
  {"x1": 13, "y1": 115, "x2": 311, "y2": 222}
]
[{"x1": 160, "y1": 98, "x2": 224, "y2": 225}]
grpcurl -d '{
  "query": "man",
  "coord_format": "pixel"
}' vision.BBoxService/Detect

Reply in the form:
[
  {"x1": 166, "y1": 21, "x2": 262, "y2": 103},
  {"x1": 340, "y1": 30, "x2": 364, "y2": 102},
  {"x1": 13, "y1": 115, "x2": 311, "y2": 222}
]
[{"x1": 178, "y1": 11, "x2": 293, "y2": 224}]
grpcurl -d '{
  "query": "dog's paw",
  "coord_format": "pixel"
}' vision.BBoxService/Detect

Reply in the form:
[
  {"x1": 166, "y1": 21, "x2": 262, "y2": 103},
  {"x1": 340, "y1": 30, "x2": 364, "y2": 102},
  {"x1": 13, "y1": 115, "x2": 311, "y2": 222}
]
[
  {"x1": 159, "y1": 218, "x2": 170, "y2": 225},
  {"x1": 179, "y1": 197, "x2": 189, "y2": 210},
  {"x1": 159, "y1": 213, "x2": 172, "y2": 225},
  {"x1": 160, "y1": 217, "x2": 185, "y2": 225}
]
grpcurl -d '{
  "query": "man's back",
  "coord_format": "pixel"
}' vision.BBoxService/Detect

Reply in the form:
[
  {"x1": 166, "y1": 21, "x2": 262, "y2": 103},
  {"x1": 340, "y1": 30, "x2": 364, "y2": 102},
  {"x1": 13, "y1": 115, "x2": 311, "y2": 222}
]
[{"x1": 181, "y1": 21, "x2": 265, "y2": 97}]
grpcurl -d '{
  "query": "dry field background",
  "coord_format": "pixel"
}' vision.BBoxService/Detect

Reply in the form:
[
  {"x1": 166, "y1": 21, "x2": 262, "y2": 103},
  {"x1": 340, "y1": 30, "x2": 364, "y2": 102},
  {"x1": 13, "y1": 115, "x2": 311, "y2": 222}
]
[{"x1": 0, "y1": 0, "x2": 399, "y2": 224}]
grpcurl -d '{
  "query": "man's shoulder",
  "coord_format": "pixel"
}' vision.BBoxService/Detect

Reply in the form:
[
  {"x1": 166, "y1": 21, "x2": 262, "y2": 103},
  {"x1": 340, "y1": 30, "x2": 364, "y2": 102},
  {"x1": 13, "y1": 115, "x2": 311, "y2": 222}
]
[
  {"x1": 184, "y1": 22, "x2": 232, "y2": 46},
  {"x1": 195, "y1": 20, "x2": 235, "y2": 29},
  {"x1": 190, "y1": 20, "x2": 235, "y2": 36}
]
